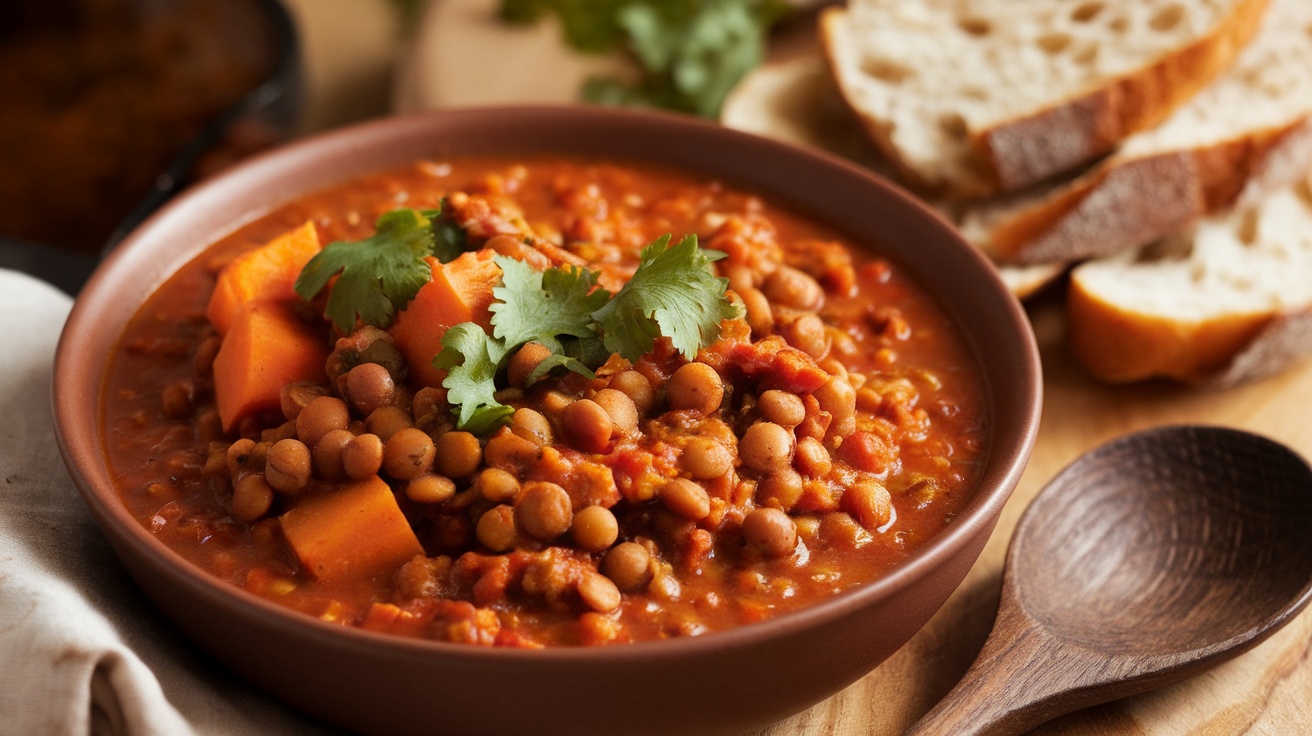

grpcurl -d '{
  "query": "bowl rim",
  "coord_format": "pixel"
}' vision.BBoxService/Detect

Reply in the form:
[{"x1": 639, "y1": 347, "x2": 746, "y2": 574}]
[{"x1": 53, "y1": 104, "x2": 1041, "y2": 665}]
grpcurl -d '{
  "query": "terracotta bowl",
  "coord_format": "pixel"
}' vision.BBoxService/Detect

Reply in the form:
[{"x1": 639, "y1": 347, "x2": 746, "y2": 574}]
[{"x1": 53, "y1": 107, "x2": 1041, "y2": 736}]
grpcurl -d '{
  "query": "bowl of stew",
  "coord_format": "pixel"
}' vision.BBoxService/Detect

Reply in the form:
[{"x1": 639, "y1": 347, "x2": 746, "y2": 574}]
[{"x1": 53, "y1": 106, "x2": 1041, "y2": 735}]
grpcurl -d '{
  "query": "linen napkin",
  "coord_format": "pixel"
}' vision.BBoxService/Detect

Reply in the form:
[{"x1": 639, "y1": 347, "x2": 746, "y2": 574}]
[{"x1": 0, "y1": 269, "x2": 339, "y2": 736}]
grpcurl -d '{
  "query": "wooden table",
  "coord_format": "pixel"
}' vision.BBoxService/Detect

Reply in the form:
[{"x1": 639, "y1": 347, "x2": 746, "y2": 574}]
[{"x1": 393, "y1": 3, "x2": 1312, "y2": 731}]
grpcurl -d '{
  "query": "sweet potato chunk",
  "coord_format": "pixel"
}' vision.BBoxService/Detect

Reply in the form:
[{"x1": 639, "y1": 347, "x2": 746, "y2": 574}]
[
  {"x1": 207, "y1": 221, "x2": 320, "y2": 335},
  {"x1": 280, "y1": 475, "x2": 424, "y2": 582},
  {"x1": 389, "y1": 250, "x2": 501, "y2": 387},
  {"x1": 212, "y1": 303, "x2": 329, "y2": 431}
]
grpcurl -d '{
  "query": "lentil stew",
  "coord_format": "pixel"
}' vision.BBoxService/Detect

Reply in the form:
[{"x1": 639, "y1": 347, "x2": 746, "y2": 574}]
[{"x1": 101, "y1": 155, "x2": 988, "y2": 647}]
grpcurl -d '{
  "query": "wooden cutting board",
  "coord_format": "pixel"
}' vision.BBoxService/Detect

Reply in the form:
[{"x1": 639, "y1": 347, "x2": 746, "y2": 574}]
[{"x1": 396, "y1": 4, "x2": 1312, "y2": 732}]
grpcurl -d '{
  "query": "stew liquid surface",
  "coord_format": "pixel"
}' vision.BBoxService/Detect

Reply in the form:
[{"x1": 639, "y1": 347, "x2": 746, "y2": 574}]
[{"x1": 102, "y1": 156, "x2": 987, "y2": 646}]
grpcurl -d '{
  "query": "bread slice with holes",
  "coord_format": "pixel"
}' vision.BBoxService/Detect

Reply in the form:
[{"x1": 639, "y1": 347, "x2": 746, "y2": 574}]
[
  {"x1": 983, "y1": 0, "x2": 1312, "y2": 266},
  {"x1": 1067, "y1": 174, "x2": 1312, "y2": 386},
  {"x1": 722, "y1": 55, "x2": 1066, "y2": 298},
  {"x1": 820, "y1": 0, "x2": 1271, "y2": 199}
]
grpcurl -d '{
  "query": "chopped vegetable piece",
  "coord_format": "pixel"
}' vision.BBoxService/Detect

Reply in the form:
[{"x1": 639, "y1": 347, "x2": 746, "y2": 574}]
[
  {"x1": 212, "y1": 303, "x2": 330, "y2": 431},
  {"x1": 594, "y1": 234, "x2": 740, "y2": 360},
  {"x1": 389, "y1": 251, "x2": 503, "y2": 388},
  {"x1": 280, "y1": 475, "x2": 425, "y2": 582},
  {"x1": 206, "y1": 221, "x2": 321, "y2": 335},
  {"x1": 295, "y1": 208, "x2": 457, "y2": 332}
]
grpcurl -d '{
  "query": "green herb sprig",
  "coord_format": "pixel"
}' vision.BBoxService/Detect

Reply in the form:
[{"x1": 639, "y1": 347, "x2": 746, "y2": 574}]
[
  {"x1": 499, "y1": 0, "x2": 789, "y2": 118},
  {"x1": 294, "y1": 205, "x2": 467, "y2": 333},
  {"x1": 435, "y1": 234, "x2": 741, "y2": 432}
]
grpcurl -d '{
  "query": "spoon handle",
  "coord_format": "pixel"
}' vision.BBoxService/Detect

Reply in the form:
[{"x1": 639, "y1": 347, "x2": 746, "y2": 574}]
[{"x1": 904, "y1": 595, "x2": 1094, "y2": 736}]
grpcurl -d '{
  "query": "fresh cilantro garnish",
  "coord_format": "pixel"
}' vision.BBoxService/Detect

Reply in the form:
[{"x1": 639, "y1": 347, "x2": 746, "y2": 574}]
[
  {"x1": 594, "y1": 234, "x2": 738, "y2": 360},
  {"x1": 431, "y1": 323, "x2": 516, "y2": 434},
  {"x1": 489, "y1": 255, "x2": 611, "y2": 350},
  {"x1": 295, "y1": 206, "x2": 470, "y2": 332},
  {"x1": 500, "y1": 0, "x2": 788, "y2": 118},
  {"x1": 429, "y1": 199, "x2": 469, "y2": 263},
  {"x1": 433, "y1": 234, "x2": 740, "y2": 433}
]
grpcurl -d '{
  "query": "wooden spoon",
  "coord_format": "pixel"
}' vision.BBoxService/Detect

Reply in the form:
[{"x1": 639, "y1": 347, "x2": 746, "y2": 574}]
[{"x1": 907, "y1": 425, "x2": 1312, "y2": 736}]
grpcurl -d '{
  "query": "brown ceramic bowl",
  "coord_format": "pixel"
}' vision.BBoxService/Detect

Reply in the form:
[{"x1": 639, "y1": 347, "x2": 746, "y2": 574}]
[{"x1": 53, "y1": 107, "x2": 1041, "y2": 736}]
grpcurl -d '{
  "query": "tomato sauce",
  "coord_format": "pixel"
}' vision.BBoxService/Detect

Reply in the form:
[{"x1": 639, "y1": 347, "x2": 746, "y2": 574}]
[{"x1": 101, "y1": 156, "x2": 988, "y2": 646}]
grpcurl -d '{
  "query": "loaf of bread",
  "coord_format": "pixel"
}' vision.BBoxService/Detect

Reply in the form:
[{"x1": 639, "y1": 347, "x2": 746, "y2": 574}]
[
  {"x1": 983, "y1": 0, "x2": 1312, "y2": 266},
  {"x1": 722, "y1": 55, "x2": 1066, "y2": 298},
  {"x1": 1068, "y1": 174, "x2": 1312, "y2": 386},
  {"x1": 819, "y1": 0, "x2": 1270, "y2": 199}
]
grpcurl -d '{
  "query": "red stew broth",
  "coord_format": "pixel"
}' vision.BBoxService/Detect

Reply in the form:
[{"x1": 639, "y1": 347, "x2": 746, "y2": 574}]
[{"x1": 101, "y1": 156, "x2": 987, "y2": 646}]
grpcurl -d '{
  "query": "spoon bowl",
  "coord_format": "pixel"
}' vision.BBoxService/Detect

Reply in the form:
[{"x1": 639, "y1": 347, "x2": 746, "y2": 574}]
[{"x1": 910, "y1": 425, "x2": 1312, "y2": 736}]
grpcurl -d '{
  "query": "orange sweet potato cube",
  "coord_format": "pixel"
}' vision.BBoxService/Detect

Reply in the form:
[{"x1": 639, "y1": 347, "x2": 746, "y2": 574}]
[
  {"x1": 207, "y1": 221, "x2": 320, "y2": 335},
  {"x1": 389, "y1": 250, "x2": 501, "y2": 387},
  {"x1": 212, "y1": 302, "x2": 329, "y2": 432},
  {"x1": 279, "y1": 475, "x2": 425, "y2": 583}
]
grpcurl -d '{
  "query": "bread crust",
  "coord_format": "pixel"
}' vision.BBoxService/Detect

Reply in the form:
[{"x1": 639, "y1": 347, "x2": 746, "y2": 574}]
[
  {"x1": 989, "y1": 117, "x2": 1312, "y2": 265},
  {"x1": 983, "y1": 0, "x2": 1271, "y2": 193},
  {"x1": 1066, "y1": 275, "x2": 1274, "y2": 383},
  {"x1": 820, "y1": 0, "x2": 1271, "y2": 199},
  {"x1": 990, "y1": 152, "x2": 1202, "y2": 265},
  {"x1": 1203, "y1": 306, "x2": 1312, "y2": 388}
]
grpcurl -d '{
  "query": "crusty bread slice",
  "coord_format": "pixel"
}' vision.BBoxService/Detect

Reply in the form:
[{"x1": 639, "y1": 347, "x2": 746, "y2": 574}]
[
  {"x1": 985, "y1": 0, "x2": 1312, "y2": 266},
  {"x1": 1067, "y1": 173, "x2": 1312, "y2": 386},
  {"x1": 820, "y1": 0, "x2": 1270, "y2": 199},
  {"x1": 722, "y1": 55, "x2": 1065, "y2": 299}
]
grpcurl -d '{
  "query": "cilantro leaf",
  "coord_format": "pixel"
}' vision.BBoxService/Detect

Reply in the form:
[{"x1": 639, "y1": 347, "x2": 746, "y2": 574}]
[
  {"x1": 489, "y1": 255, "x2": 611, "y2": 350},
  {"x1": 432, "y1": 323, "x2": 515, "y2": 433},
  {"x1": 593, "y1": 234, "x2": 740, "y2": 360},
  {"x1": 433, "y1": 233, "x2": 739, "y2": 432},
  {"x1": 526, "y1": 352, "x2": 596, "y2": 385},
  {"x1": 427, "y1": 199, "x2": 469, "y2": 263},
  {"x1": 502, "y1": 0, "x2": 788, "y2": 118},
  {"x1": 295, "y1": 209, "x2": 436, "y2": 332}
]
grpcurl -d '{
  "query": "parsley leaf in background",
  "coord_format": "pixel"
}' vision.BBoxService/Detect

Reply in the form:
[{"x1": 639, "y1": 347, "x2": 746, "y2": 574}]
[
  {"x1": 595, "y1": 234, "x2": 740, "y2": 360},
  {"x1": 294, "y1": 208, "x2": 440, "y2": 333},
  {"x1": 500, "y1": 0, "x2": 788, "y2": 118}
]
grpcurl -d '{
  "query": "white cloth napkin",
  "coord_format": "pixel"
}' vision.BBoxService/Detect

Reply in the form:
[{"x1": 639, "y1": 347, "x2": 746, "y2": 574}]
[{"x1": 0, "y1": 270, "x2": 339, "y2": 736}]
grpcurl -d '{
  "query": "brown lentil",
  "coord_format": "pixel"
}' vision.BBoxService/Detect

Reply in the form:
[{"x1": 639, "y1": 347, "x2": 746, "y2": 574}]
[
  {"x1": 472, "y1": 467, "x2": 520, "y2": 503},
  {"x1": 659, "y1": 478, "x2": 711, "y2": 520},
  {"x1": 739, "y1": 422, "x2": 794, "y2": 474},
  {"x1": 572, "y1": 505, "x2": 620, "y2": 552},
  {"x1": 507, "y1": 342, "x2": 553, "y2": 388},
  {"x1": 345, "y1": 362, "x2": 395, "y2": 416},
  {"x1": 383, "y1": 427, "x2": 436, "y2": 480},
  {"x1": 434, "y1": 430, "x2": 482, "y2": 478},
  {"x1": 264, "y1": 438, "x2": 311, "y2": 494},
  {"x1": 609, "y1": 370, "x2": 655, "y2": 414},
  {"x1": 741, "y1": 508, "x2": 798, "y2": 558},
  {"x1": 296, "y1": 396, "x2": 349, "y2": 448},
  {"x1": 406, "y1": 474, "x2": 456, "y2": 504},
  {"x1": 666, "y1": 362, "x2": 723, "y2": 415},
  {"x1": 561, "y1": 399, "x2": 613, "y2": 453},
  {"x1": 515, "y1": 481, "x2": 573, "y2": 540},
  {"x1": 602, "y1": 542, "x2": 653, "y2": 592},
  {"x1": 341, "y1": 433, "x2": 384, "y2": 481},
  {"x1": 476, "y1": 505, "x2": 518, "y2": 552}
]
